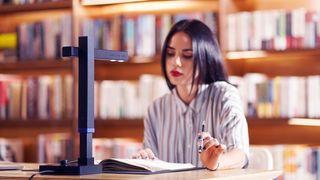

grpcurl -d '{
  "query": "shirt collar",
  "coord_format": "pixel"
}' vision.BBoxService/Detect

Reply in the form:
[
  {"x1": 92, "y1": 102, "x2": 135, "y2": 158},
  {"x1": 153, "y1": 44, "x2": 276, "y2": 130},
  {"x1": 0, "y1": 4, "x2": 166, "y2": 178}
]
[{"x1": 173, "y1": 84, "x2": 210, "y2": 114}]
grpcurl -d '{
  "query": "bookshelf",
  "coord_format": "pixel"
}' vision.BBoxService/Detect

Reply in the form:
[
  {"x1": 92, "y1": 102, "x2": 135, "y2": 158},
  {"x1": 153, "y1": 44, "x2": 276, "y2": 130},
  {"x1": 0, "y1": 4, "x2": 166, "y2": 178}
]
[
  {"x1": 0, "y1": 0, "x2": 75, "y2": 163},
  {"x1": 92, "y1": 0, "x2": 320, "y2": 147},
  {"x1": 222, "y1": 0, "x2": 320, "y2": 147},
  {"x1": 2, "y1": 0, "x2": 320, "y2": 163}
]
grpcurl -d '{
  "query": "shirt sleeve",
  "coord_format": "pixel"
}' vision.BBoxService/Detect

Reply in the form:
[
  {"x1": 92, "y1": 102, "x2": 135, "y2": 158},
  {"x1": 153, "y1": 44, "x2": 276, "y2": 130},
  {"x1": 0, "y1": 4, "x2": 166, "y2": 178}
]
[
  {"x1": 218, "y1": 84, "x2": 250, "y2": 166},
  {"x1": 143, "y1": 102, "x2": 159, "y2": 157}
]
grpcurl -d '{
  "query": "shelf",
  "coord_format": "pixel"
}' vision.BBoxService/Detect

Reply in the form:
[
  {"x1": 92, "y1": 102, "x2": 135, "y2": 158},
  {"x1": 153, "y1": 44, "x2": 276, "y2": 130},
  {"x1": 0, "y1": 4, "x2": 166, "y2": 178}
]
[
  {"x1": 0, "y1": 119, "x2": 73, "y2": 138},
  {"x1": 94, "y1": 119, "x2": 144, "y2": 141},
  {"x1": 95, "y1": 60, "x2": 162, "y2": 80},
  {"x1": 247, "y1": 117, "x2": 320, "y2": 145},
  {"x1": 0, "y1": 60, "x2": 73, "y2": 75},
  {"x1": 0, "y1": 0, "x2": 72, "y2": 14},
  {"x1": 80, "y1": 0, "x2": 219, "y2": 17},
  {"x1": 233, "y1": 0, "x2": 320, "y2": 11},
  {"x1": 92, "y1": 117, "x2": 320, "y2": 145},
  {"x1": 226, "y1": 49, "x2": 320, "y2": 76},
  {"x1": 82, "y1": 0, "x2": 146, "y2": 6},
  {"x1": 226, "y1": 49, "x2": 320, "y2": 60}
]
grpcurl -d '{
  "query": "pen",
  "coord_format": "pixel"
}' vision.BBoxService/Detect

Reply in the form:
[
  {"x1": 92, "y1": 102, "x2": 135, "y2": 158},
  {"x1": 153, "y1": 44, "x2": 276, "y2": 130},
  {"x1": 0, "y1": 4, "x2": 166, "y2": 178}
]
[{"x1": 198, "y1": 120, "x2": 205, "y2": 153}]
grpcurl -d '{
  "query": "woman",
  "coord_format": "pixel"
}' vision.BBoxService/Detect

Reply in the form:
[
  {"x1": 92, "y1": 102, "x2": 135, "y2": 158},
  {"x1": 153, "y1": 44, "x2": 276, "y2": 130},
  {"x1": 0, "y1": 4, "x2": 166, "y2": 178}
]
[{"x1": 133, "y1": 19, "x2": 249, "y2": 170}]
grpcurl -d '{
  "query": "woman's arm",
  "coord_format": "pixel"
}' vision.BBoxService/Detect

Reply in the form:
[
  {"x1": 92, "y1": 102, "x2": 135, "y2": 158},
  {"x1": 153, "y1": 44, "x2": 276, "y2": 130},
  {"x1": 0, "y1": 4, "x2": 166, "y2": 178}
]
[
  {"x1": 200, "y1": 83, "x2": 249, "y2": 170},
  {"x1": 199, "y1": 133, "x2": 247, "y2": 170}
]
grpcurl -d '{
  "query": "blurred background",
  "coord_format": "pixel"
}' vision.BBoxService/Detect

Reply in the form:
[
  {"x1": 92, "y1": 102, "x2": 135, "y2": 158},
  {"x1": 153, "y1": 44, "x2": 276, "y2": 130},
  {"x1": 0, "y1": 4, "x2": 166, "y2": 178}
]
[{"x1": 0, "y1": 0, "x2": 320, "y2": 179}]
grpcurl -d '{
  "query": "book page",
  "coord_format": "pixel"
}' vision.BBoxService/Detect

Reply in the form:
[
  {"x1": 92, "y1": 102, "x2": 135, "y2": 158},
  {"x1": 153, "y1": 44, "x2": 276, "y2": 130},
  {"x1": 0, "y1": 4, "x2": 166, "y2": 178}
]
[
  {"x1": 0, "y1": 161, "x2": 23, "y2": 170},
  {"x1": 106, "y1": 158, "x2": 195, "y2": 172}
]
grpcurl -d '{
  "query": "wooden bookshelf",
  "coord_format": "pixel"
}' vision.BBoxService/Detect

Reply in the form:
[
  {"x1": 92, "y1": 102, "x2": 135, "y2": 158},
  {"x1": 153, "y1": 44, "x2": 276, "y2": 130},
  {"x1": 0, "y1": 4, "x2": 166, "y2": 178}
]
[
  {"x1": 0, "y1": 120, "x2": 72, "y2": 138},
  {"x1": 226, "y1": 49, "x2": 320, "y2": 77},
  {"x1": 0, "y1": 119, "x2": 73, "y2": 162},
  {"x1": 95, "y1": 119, "x2": 144, "y2": 141},
  {"x1": 95, "y1": 60, "x2": 161, "y2": 80},
  {"x1": 221, "y1": 0, "x2": 320, "y2": 146},
  {"x1": 247, "y1": 118, "x2": 320, "y2": 145},
  {"x1": 94, "y1": 118, "x2": 320, "y2": 145},
  {"x1": 0, "y1": 60, "x2": 73, "y2": 75},
  {"x1": 0, "y1": 0, "x2": 75, "y2": 163},
  {"x1": 2, "y1": 0, "x2": 320, "y2": 163}
]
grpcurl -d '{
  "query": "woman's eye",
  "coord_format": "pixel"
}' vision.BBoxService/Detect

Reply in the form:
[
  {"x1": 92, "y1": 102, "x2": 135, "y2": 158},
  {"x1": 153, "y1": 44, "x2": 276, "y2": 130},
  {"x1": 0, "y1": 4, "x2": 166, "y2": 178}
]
[
  {"x1": 183, "y1": 55, "x2": 193, "y2": 59},
  {"x1": 167, "y1": 52, "x2": 175, "y2": 57}
]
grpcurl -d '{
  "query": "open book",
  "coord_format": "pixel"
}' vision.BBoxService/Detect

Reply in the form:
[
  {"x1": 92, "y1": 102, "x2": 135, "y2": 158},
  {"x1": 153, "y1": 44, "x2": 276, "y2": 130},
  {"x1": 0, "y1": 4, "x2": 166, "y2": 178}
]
[{"x1": 98, "y1": 158, "x2": 203, "y2": 174}]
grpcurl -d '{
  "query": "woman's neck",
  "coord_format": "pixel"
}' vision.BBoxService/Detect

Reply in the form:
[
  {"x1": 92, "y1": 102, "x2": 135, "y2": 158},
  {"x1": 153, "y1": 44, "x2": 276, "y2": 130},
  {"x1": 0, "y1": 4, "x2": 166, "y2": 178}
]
[{"x1": 176, "y1": 85, "x2": 198, "y2": 105}]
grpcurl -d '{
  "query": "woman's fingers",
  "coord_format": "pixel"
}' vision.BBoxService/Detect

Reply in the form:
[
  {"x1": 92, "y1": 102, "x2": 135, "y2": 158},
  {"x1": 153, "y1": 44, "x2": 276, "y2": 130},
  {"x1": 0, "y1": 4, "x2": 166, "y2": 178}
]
[
  {"x1": 132, "y1": 148, "x2": 155, "y2": 160},
  {"x1": 145, "y1": 148, "x2": 155, "y2": 159}
]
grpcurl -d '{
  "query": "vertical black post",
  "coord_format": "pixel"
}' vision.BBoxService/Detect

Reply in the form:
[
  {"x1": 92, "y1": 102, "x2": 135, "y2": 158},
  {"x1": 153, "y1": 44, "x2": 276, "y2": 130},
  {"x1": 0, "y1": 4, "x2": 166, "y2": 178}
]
[
  {"x1": 78, "y1": 36, "x2": 94, "y2": 166},
  {"x1": 39, "y1": 35, "x2": 127, "y2": 175}
]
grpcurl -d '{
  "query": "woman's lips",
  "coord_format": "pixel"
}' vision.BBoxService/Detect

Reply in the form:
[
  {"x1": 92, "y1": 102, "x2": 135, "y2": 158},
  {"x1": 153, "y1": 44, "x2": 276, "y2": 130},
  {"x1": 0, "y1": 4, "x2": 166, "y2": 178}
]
[{"x1": 170, "y1": 70, "x2": 182, "y2": 77}]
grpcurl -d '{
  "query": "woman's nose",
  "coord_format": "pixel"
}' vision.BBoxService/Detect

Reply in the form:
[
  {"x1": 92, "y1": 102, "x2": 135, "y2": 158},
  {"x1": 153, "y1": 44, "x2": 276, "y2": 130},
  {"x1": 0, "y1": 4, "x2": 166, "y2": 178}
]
[{"x1": 175, "y1": 56, "x2": 182, "y2": 67}]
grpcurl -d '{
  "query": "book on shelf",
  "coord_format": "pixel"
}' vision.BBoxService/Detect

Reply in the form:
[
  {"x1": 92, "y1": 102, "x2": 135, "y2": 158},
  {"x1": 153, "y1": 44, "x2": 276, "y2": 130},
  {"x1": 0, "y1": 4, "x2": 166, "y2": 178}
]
[
  {"x1": 0, "y1": 138, "x2": 23, "y2": 163},
  {"x1": 81, "y1": 12, "x2": 217, "y2": 61},
  {"x1": 98, "y1": 158, "x2": 202, "y2": 174}
]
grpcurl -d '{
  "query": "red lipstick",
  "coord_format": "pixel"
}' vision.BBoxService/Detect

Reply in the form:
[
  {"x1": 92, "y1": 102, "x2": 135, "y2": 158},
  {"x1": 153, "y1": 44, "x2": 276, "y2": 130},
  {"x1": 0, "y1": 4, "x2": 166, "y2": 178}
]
[{"x1": 170, "y1": 70, "x2": 182, "y2": 77}]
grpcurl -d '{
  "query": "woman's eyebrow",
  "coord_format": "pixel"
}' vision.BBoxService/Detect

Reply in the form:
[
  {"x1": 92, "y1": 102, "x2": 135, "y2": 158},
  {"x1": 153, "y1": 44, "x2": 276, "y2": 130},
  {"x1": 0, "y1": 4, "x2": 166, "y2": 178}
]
[{"x1": 167, "y1": 46, "x2": 175, "y2": 50}]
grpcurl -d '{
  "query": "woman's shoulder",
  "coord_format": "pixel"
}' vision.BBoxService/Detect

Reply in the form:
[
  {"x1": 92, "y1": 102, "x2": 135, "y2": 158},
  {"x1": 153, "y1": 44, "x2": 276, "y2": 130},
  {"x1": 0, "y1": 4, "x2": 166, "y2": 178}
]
[
  {"x1": 150, "y1": 91, "x2": 174, "y2": 106},
  {"x1": 210, "y1": 81, "x2": 238, "y2": 93}
]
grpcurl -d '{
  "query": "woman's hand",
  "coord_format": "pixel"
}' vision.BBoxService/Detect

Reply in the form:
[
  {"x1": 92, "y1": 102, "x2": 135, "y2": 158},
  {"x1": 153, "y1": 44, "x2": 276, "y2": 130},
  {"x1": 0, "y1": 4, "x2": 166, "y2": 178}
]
[
  {"x1": 198, "y1": 132, "x2": 226, "y2": 170},
  {"x1": 131, "y1": 148, "x2": 156, "y2": 160}
]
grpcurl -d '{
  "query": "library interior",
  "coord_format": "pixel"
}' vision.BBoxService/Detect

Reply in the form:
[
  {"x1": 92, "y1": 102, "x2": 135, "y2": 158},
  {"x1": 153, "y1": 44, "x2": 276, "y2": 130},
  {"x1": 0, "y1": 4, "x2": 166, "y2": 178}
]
[{"x1": 0, "y1": 0, "x2": 319, "y2": 179}]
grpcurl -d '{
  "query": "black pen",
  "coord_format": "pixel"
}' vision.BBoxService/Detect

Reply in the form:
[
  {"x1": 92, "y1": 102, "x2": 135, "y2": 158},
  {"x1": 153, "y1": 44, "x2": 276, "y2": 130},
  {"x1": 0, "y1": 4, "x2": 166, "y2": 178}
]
[{"x1": 198, "y1": 120, "x2": 205, "y2": 153}]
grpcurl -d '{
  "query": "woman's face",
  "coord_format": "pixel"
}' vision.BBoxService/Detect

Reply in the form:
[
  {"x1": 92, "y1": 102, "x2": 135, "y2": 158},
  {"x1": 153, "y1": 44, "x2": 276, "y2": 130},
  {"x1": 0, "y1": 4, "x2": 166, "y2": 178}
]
[{"x1": 166, "y1": 32, "x2": 197, "y2": 87}]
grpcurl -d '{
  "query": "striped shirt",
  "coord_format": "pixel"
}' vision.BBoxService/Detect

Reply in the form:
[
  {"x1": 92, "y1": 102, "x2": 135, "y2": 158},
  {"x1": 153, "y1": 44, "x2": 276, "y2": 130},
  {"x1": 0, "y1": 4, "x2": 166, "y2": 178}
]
[{"x1": 143, "y1": 81, "x2": 249, "y2": 167}]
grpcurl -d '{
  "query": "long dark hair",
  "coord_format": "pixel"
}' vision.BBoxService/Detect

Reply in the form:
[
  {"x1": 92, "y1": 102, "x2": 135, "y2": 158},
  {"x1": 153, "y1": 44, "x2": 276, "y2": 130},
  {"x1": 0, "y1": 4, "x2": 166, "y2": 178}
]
[{"x1": 161, "y1": 19, "x2": 228, "y2": 90}]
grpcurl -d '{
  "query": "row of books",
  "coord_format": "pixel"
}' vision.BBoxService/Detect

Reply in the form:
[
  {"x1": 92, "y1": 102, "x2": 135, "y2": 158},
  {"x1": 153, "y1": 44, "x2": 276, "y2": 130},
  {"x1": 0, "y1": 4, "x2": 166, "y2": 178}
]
[
  {"x1": 96, "y1": 73, "x2": 320, "y2": 119},
  {"x1": 230, "y1": 74, "x2": 320, "y2": 118},
  {"x1": 0, "y1": 74, "x2": 73, "y2": 120},
  {"x1": 0, "y1": 138, "x2": 23, "y2": 162},
  {"x1": 4, "y1": 72, "x2": 320, "y2": 121},
  {"x1": 81, "y1": 12, "x2": 217, "y2": 61},
  {"x1": 255, "y1": 145, "x2": 320, "y2": 180},
  {"x1": 227, "y1": 9, "x2": 320, "y2": 51},
  {"x1": 93, "y1": 138, "x2": 142, "y2": 160},
  {"x1": 17, "y1": 14, "x2": 71, "y2": 61},
  {"x1": 0, "y1": 15, "x2": 71, "y2": 62},
  {"x1": 95, "y1": 74, "x2": 168, "y2": 119},
  {"x1": 0, "y1": 135, "x2": 141, "y2": 163},
  {"x1": 38, "y1": 133, "x2": 72, "y2": 163},
  {"x1": 1, "y1": 133, "x2": 72, "y2": 163}
]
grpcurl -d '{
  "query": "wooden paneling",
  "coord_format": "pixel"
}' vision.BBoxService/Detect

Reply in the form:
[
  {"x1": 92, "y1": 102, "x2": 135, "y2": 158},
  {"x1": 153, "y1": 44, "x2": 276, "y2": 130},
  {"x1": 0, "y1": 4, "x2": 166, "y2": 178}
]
[
  {"x1": 92, "y1": 118, "x2": 320, "y2": 145},
  {"x1": 248, "y1": 118, "x2": 320, "y2": 145},
  {"x1": 94, "y1": 119, "x2": 144, "y2": 141},
  {"x1": 226, "y1": 49, "x2": 320, "y2": 77},
  {"x1": 95, "y1": 61, "x2": 162, "y2": 80},
  {"x1": 0, "y1": 60, "x2": 73, "y2": 75},
  {"x1": 79, "y1": 0, "x2": 219, "y2": 18}
]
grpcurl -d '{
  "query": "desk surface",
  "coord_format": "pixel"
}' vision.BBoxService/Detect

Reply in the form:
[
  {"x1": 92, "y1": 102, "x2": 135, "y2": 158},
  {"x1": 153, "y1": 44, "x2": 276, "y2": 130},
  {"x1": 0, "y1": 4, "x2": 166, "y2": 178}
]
[{"x1": 0, "y1": 163, "x2": 282, "y2": 180}]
